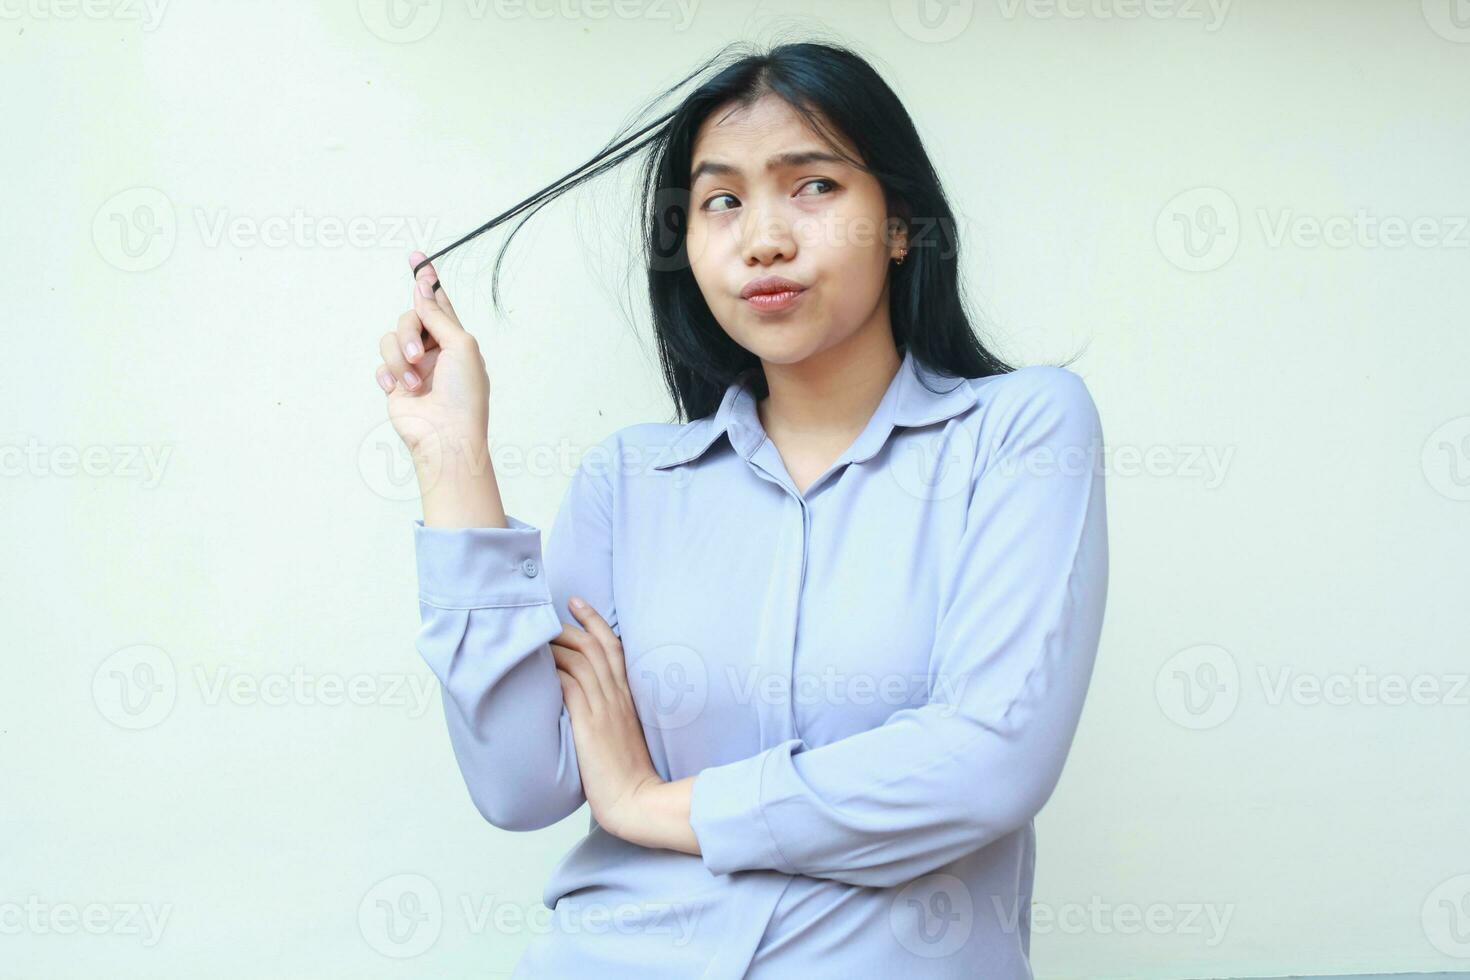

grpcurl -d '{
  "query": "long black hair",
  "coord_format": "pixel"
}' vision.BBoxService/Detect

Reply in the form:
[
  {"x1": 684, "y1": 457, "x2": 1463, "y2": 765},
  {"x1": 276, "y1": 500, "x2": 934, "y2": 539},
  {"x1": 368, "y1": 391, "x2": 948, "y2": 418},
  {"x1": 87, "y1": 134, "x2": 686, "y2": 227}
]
[{"x1": 414, "y1": 39, "x2": 1076, "y2": 423}]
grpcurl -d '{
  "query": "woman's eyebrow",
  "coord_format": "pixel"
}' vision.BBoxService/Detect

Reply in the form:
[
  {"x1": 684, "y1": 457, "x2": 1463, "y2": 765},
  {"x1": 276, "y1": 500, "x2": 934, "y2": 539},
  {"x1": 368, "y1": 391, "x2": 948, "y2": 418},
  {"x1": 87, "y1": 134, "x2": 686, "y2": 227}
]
[{"x1": 690, "y1": 150, "x2": 848, "y2": 185}]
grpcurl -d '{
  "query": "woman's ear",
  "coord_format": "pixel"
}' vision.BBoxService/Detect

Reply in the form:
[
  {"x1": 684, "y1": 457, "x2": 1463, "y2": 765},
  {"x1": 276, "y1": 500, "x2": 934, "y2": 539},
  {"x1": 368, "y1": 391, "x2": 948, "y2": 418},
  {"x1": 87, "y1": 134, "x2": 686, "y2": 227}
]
[
  {"x1": 886, "y1": 214, "x2": 910, "y2": 259},
  {"x1": 883, "y1": 187, "x2": 913, "y2": 250}
]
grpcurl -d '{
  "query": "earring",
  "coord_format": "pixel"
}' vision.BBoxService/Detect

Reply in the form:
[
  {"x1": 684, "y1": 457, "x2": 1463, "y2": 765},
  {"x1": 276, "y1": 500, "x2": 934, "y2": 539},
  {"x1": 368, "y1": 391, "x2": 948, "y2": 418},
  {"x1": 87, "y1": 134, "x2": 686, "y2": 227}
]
[{"x1": 894, "y1": 247, "x2": 908, "y2": 266}]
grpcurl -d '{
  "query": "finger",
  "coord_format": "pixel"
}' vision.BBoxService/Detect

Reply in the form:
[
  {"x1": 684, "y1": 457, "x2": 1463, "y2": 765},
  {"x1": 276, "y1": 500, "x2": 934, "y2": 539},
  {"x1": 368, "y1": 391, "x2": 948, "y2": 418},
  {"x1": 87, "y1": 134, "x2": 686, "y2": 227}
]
[
  {"x1": 554, "y1": 634, "x2": 612, "y2": 703},
  {"x1": 412, "y1": 279, "x2": 468, "y2": 351},
  {"x1": 570, "y1": 599, "x2": 626, "y2": 686},
  {"x1": 408, "y1": 253, "x2": 466, "y2": 349},
  {"x1": 409, "y1": 249, "x2": 460, "y2": 321},
  {"x1": 402, "y1": 255, "x2": 437, "y2": 357},
  {"x1": 386, "y1": 347, "x2": 441, "y2": 396},
  {"x1": 437, "y1": 284, "x2": 458, "y2": 322},
  {"x1": 396, "y1": 307, "x2": 440, "y2": 367},
  {"x1": 557, "y1": 669, "x2": 588, "y2": 715},
  {"x1": 551, "y1": 641, "x2": 606, "y2": 704},
  {"x1": 378, "y1": 331, "x2": 422, "y2": 392},
  {"x1": 555, "y1": 624, "x2": 616, "y2": 699}
]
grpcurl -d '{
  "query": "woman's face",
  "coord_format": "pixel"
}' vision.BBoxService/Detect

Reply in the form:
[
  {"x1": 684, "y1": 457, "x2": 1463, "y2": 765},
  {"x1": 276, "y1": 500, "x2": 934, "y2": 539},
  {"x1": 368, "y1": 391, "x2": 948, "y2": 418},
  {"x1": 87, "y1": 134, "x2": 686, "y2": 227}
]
[{"x1": 684, "y1": 94, "x2": 906, "y2": 367}]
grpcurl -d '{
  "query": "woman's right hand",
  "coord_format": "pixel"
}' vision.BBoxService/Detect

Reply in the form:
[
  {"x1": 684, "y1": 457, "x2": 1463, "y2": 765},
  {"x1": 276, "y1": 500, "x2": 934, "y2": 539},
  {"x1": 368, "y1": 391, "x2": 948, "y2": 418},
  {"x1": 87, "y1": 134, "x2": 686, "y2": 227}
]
[{"x1": 376, "y1": 251, "x2": 490, "y2": 471}]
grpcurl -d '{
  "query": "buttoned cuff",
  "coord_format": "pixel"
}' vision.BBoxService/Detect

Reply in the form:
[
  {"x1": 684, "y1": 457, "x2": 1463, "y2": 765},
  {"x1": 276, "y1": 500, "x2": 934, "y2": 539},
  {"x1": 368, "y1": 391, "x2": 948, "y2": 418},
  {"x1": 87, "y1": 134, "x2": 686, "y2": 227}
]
[
  {"x1": 689, "y1": 742, "x2": 800, "y2": 877},
  {"x1": 412, "y1": 515, "x2": 552, "y2": 609}
]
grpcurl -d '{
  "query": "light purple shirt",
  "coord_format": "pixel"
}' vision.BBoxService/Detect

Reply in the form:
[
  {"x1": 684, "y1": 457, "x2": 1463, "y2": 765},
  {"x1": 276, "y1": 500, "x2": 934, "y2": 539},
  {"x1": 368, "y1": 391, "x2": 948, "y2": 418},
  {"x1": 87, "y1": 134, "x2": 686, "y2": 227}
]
[{"x1": 411, "y1": 348, "x2": 1109, "y2": 978}]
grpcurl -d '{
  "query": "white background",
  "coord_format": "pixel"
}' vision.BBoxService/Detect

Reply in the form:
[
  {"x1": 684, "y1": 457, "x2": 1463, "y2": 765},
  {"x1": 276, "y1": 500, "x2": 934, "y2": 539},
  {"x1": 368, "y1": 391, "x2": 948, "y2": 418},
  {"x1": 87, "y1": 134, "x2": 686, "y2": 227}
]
[{"x1": 3, "y1": 0, "x2": 1468, "y2": 977}]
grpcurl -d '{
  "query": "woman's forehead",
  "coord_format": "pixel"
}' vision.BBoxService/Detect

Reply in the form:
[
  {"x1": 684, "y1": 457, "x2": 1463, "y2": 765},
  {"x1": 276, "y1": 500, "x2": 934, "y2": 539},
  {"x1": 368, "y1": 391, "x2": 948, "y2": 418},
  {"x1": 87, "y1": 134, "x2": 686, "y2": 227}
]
[{"x1": 690, "y1": 99, "x2": 857, "y2": 175}]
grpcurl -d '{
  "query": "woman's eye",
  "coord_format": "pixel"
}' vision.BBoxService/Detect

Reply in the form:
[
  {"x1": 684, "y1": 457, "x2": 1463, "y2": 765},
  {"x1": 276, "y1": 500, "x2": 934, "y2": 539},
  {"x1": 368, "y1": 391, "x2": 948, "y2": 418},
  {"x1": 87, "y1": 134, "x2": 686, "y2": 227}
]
[
  {"x1": 797, "y1": 178, "x2": 837, "y2": 197},
  {"x1": 700, "y1": 180, "x2": 837, "y2": 213}
]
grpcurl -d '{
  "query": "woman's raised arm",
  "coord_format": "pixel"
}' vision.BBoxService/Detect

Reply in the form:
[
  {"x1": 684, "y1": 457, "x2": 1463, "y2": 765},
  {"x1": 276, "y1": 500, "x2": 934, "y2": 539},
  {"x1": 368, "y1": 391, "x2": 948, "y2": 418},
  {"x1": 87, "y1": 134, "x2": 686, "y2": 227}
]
[{"x1": 379, "y1": 252, "x2": 615, "y2": 831}]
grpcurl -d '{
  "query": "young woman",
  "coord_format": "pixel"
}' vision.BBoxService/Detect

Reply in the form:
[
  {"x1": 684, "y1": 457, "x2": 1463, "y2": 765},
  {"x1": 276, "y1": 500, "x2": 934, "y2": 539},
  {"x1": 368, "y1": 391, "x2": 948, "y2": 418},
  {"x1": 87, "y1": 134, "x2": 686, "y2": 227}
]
[{"x1": 375, "y1": 41, "x2": 1108, "y2": 980}]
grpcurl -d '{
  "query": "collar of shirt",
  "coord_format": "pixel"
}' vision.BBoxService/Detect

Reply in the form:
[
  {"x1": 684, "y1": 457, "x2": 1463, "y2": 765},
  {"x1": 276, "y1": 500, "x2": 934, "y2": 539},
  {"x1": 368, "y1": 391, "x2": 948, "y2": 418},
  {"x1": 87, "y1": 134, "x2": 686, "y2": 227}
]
[{"x1": 651, "y1": 347, "x2": 981, "y2": 472}]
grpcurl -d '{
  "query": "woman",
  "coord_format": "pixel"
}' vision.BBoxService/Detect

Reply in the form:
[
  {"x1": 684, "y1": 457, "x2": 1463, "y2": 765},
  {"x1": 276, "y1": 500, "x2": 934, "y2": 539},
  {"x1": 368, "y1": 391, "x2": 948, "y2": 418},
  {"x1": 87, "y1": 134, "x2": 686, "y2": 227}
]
[{"x1": 375, "y1": 41, "x2": 1108, "y2": 980}]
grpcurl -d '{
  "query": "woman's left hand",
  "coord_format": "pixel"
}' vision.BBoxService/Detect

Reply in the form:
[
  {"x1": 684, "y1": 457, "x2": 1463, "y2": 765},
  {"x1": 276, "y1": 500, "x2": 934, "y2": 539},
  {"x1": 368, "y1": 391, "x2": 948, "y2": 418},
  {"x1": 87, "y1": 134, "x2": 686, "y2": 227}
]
[{"x1": 553, "y1": 598, "x2": 664, "y2": 840}]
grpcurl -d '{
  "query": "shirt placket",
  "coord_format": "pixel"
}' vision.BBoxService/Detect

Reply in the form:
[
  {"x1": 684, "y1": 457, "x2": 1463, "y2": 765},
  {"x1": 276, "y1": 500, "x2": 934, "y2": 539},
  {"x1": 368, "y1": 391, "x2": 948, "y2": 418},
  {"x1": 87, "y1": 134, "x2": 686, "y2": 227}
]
[
  {"x1": 726, "y1": 382, "x2": 897, "y2": 747},
  {"x1": 729, "y1": 423, "x2": 807, "y2": 747}
]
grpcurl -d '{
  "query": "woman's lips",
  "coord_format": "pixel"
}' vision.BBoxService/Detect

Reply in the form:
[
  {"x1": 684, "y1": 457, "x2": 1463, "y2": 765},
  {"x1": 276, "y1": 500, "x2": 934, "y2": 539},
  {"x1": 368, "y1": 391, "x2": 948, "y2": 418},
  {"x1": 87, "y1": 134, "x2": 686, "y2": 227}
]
[{"x1": 744, "y1": 288, "x2": 805, "y2": 312}]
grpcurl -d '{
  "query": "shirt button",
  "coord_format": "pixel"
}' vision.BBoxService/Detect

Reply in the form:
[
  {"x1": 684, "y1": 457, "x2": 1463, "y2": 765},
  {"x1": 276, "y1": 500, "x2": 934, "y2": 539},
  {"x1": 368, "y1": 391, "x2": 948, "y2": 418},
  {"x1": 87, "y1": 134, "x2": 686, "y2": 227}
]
[{"x1": 520, "y1": 557, "x2": 539, "y2": 578}]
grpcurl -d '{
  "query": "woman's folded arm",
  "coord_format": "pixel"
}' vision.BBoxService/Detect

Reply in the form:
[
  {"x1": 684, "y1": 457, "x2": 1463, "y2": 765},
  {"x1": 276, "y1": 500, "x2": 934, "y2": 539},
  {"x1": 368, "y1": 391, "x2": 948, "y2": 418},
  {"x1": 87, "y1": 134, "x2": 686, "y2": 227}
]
[
  {"x1": 688, "y1": 368, "x2": 1110, "y2": 889},
  {"x1": 411, "y1": 439, "x2": 618, "y2": 831}
]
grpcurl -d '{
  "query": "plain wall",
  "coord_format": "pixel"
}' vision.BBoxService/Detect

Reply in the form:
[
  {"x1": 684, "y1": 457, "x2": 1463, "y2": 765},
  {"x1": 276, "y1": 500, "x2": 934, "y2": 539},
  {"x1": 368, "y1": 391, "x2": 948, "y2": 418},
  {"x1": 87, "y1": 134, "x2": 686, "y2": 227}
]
[{"x1": 3, "y1": 0, "x2": 1468, "y2": 976}]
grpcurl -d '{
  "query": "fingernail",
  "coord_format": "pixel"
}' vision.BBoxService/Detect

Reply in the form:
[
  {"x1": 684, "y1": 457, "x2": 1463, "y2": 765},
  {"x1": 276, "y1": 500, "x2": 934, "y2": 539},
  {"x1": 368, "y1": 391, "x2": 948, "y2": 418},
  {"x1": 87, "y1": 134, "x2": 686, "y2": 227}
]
[
  {"x1": 417, "y1": 279, "x2": 433, "y2": 298},
  {"x1": 403, "y1": 369, "x2": 420, "y2": 389},
  {"x1": 571, "y1": 597, "x2": 586, "y2": 609},
  {"x1": 377, "y1": 371, "x2": 394, "y2": 393},
  {"x1": 405, "y1": 340, "x2": 422, "y2": 359}
]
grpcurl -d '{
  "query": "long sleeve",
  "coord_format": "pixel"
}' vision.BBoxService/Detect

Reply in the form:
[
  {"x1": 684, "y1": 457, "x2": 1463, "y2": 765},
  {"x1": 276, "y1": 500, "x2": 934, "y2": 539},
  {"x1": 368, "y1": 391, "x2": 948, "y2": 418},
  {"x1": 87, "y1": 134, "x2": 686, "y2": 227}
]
[
  {"x1": 688, "y1": 367, "x2": 1109, "y2": 889},
  {"x1": 411, "y1": 440, "x2": 617, "y2": 832}
]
